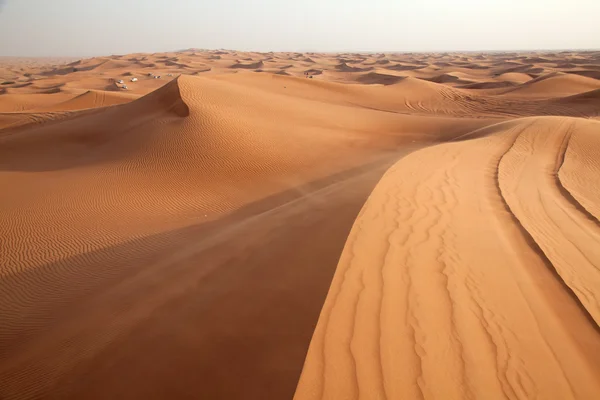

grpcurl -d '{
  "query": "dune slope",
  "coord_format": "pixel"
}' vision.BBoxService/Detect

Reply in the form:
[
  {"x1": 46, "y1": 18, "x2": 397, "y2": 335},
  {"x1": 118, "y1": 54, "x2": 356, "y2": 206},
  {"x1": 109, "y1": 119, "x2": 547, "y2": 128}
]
[
  {"x1": 0, "y1": 71, "x2": 489, "y2": 399},
  {"x1": 294, "y1": 117, "x2": 600, "y2": 400},
  {"x1": 1, "y1": 50, "x2": 600, "y2": 400}
]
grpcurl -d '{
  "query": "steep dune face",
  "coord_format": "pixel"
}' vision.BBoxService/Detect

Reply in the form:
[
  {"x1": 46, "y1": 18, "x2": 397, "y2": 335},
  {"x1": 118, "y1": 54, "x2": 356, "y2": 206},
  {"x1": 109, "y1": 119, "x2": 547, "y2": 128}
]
[{"x1": 294, "y1": 117, "x2": 600, "y2": 400}]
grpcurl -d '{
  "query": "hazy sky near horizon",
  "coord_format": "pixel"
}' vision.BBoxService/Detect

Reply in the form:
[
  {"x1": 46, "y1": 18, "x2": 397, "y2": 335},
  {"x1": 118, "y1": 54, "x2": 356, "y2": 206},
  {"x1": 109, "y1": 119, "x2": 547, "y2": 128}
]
[{"x1": 1, "y1": 0, "x2": 599, "y2": 57}]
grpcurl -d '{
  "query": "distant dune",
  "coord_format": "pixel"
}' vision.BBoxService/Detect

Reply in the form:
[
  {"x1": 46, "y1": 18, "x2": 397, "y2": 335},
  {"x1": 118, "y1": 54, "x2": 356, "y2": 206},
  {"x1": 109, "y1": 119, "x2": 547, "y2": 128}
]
[
  {"x1": 1, "y1": 50, "x2": 599, "y2": 400},
  {"x1": 231, "y1": 60, "x2": 264, "y2": 69},
  {"x1": 501, "y1": 72, "x2": 600, "y2": 97}
]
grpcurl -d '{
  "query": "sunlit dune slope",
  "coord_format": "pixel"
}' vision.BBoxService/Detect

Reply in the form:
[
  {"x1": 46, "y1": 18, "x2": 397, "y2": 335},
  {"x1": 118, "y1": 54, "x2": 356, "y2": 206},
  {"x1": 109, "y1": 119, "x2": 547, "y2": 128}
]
[{"x1": 295, "y1": 117, "x2": 600, "y2": 400}]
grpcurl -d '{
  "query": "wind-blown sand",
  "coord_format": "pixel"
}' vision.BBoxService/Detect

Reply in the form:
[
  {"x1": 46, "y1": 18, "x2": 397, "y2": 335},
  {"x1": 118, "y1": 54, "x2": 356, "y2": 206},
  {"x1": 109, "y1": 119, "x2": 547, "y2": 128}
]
[{"x1": 1, "y1": 50, "x2": 599, "y2": 399}]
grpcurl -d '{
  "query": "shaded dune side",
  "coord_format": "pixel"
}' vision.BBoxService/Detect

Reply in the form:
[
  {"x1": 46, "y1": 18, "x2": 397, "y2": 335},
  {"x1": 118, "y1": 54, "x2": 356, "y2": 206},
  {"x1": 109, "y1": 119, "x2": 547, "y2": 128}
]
[
  {"x1": 456, "y1": 81, "x2": 516, "y2": 90},
  {"x1": 421, "y1": 73, "x2": 472, "y2": 85},
  {"x1": 567, "y1": 70, "x2": 600, "y2": 80},
  {"x1": 335, "y1": 63, "x2": 373, "y2": 73},
  {"x1": 1, "y1": 73, "x2": 496, "y2": 275},
  {"x1": 294, "y1": 117, "x2": 600, "y2": 400},
  {"x1": 0, "y1": 73, "x2": 493, "y2": 399},
  {"x1": 0, "y1": 77, "x2": 189, "y2": 171},
  {"x1": 0, "y1": 73, "x2": 453, "y2": 274},
  {"x1": 355, "y1": 72, "x2": 406, "y2": 86},
  {"x1": 231, "y1": 61, "x2": 264, "y2": 69},
  {"x1": 0, "y1": 157, "x2": 398, "y2": 400},
  {"x1": 0, "y1": 75, "x2": 373, "y2": 399}
]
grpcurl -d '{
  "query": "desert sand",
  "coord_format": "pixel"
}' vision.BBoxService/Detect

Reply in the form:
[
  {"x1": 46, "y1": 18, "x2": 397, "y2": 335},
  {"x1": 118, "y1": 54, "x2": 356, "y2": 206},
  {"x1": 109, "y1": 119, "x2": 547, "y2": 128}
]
[{"x1": 1, "y1": 50, "x2": 599, "y2": 399}]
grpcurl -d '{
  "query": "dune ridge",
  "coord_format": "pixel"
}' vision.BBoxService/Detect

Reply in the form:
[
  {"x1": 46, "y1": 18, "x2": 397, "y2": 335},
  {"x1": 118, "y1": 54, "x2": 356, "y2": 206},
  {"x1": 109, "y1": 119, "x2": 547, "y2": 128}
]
[{"x1": 294, "y1": 117, "x2": 600, "y2": 400}]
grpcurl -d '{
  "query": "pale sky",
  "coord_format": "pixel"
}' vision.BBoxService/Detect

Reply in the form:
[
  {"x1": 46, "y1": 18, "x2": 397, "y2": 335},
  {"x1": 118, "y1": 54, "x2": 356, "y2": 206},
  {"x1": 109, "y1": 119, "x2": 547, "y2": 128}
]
[{"x1": 1, "y1": 0, "x2": 599, "y2": 57}]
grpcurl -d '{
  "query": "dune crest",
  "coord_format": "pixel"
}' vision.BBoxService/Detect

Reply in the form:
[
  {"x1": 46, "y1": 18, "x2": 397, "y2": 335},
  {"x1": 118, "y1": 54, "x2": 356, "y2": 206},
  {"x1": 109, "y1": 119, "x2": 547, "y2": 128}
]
[{"x1": 294, "y1": 117, "x2": 600, "y2": 400}]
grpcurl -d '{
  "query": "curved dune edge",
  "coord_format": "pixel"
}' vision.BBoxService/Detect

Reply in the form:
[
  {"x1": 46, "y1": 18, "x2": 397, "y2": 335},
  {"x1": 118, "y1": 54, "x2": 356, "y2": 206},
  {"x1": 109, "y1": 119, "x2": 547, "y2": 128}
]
[{"x1": 294, "y1": 116, "x2": 600, "y2": 400}]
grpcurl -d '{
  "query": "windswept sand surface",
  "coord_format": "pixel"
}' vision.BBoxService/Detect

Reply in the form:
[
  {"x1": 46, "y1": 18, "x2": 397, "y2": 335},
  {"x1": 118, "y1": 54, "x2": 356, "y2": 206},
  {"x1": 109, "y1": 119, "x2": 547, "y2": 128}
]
[{"x1": 1, "y1": 50, "x2": 600, "y2": 399}]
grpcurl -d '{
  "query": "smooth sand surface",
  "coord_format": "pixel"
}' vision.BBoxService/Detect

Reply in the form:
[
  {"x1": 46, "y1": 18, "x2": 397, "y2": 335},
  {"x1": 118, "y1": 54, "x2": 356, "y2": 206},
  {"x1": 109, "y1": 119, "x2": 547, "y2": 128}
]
[{"x1": 1, "y1": 50, "x2": 599, "y2": 399}]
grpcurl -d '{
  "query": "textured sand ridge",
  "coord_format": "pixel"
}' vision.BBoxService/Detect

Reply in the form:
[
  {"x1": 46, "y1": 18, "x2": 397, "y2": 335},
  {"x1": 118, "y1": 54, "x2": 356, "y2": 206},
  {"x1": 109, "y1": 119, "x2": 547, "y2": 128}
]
[
  {"x1": 294, "y1": 118, "x2": 600, "y2": 400},
  {"x1": 1, "y1": 50, "x2": 600, "y2": 399}
]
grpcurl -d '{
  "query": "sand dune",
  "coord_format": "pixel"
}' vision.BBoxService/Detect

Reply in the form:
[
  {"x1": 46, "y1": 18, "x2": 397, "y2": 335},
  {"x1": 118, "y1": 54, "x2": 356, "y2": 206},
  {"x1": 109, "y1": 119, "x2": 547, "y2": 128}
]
[
  {"x1": 496, "y1": 72, "x2": 534, "y2": 83},
  {"x1": 0, "y1": 70, "x2": 489, "y2": 399},
  {"x1": 0, "y1": 93, "x2": 73, "y2": 112},
  {"x1": 295, "y1": 117, "x2": 600, "y2": 400},
  {"x1": 567, "y1": 69, "x2": 600, "y2": 80},
  {"x1": 335, "y1": 62, "x2": 373, "y2": 73},
  {"x1": 35, "y1": 90, "x2": 139, "y2": 111},
  {"x1": 502, "y1": 72, "x2": 600, "y2": 98},
  {"x1": 421, "y1": 73, "x2": 472, "y2": 84},
  {"x1": 1, "y1": 50, "x2": 599, "y2": 399},
  {"x1": 356, "y1": 72, "x2": 406, "y2": 85},
  {"x1": 231, "y1": 60, "x2": 264, "y2": 69}
]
